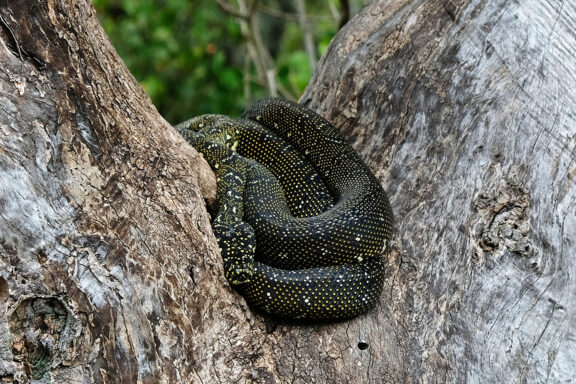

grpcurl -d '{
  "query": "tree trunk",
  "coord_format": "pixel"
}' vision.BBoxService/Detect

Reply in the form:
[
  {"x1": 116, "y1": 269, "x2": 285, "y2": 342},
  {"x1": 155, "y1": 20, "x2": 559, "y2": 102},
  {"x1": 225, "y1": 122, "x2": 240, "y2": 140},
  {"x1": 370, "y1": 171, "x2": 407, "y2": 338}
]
[{"x1": 1, "y1": 0, "x2": 574, "y2": 383}]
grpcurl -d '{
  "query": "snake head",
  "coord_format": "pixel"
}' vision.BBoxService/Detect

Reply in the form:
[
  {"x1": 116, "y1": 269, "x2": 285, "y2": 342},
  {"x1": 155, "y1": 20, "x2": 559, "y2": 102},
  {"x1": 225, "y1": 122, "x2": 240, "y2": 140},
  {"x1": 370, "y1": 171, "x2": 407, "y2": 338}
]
[
  {"x1": 224, "y1": 263, "x2": 254, "y2": 285},
  {"x1": 212, "y1": 218, "x2": 256, "y2": 285}
]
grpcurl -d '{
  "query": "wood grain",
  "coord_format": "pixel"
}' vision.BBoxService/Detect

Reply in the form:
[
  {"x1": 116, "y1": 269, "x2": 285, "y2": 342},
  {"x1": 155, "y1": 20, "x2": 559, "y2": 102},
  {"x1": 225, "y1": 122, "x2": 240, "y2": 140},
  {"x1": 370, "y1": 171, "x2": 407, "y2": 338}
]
[{"x1": 0, "y1": 0, "x2": 574, "y2": 382}]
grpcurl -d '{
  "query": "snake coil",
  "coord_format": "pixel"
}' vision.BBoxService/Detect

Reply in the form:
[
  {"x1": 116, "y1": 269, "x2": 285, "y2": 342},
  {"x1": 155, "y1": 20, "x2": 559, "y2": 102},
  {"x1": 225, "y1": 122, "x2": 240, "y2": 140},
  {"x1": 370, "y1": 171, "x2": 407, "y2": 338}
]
[{"x1": 176, "y1": 98, "x2": 394, "y2": 320}]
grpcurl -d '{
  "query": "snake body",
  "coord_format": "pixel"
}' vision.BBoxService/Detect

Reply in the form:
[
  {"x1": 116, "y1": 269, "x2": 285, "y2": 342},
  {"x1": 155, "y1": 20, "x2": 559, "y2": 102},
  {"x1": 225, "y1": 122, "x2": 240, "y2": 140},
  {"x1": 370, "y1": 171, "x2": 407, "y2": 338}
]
[{"x1": 176, "y1": 98, "x2": 394, "y2": 320}]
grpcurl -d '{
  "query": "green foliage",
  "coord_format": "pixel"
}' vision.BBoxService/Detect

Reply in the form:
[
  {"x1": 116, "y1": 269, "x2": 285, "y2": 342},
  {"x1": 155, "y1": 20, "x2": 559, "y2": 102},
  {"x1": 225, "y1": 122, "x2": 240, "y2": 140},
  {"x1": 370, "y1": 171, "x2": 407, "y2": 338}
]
[
  {"x1": 94, "y1": 0, "x2": 342, "y2": 123},
  {"x1": 94, "y1": 0, "x2": 244, "y2": 123}
]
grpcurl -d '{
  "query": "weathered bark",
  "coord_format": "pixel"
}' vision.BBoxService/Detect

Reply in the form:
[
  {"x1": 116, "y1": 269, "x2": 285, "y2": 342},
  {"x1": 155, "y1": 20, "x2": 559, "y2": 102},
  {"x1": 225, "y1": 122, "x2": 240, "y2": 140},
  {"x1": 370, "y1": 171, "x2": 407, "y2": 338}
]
[
  {"x1": 302, "y1": 0, "x2": 576, "y2": 382},
  {"x1": 0, "y1": 0, "x2": 574, "y2": 383}
]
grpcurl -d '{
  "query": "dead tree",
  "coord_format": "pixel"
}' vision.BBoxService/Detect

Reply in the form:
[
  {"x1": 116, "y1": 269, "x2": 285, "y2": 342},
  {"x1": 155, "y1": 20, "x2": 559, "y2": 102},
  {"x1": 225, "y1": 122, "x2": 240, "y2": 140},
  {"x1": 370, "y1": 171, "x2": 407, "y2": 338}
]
[{"x1": 1, "y1": 0, "x2": 574, "y2": 383}]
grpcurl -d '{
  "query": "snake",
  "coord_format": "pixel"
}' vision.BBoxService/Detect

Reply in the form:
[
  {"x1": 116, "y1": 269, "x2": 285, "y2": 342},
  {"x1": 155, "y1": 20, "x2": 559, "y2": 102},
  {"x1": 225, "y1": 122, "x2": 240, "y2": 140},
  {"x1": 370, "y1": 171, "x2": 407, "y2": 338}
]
[{"x1": 176, "y1": 98, "x2": 394, "y2": 320}]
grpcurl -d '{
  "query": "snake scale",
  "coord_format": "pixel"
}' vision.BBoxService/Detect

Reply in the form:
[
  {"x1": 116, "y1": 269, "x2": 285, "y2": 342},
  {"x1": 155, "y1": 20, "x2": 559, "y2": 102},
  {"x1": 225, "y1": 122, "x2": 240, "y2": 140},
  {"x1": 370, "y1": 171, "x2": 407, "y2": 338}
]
[{"x1": 176, "y1": 98, "x2": 394, "y2": 320}]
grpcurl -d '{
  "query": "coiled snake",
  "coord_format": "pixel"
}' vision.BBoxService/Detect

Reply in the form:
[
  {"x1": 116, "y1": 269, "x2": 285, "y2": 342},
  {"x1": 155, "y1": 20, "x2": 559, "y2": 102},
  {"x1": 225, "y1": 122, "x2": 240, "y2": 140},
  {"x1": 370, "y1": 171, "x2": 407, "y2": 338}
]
[{"x1": 176, "y1": 98, "x2": 394, "y2": 320}]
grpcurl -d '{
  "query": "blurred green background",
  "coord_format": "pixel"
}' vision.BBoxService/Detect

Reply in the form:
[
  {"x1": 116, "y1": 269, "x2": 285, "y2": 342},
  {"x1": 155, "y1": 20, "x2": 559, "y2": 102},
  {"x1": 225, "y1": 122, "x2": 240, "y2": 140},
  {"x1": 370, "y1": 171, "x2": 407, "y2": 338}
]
[{"x1": 94, "y1": 0, "x2": 365, "y2": 124}]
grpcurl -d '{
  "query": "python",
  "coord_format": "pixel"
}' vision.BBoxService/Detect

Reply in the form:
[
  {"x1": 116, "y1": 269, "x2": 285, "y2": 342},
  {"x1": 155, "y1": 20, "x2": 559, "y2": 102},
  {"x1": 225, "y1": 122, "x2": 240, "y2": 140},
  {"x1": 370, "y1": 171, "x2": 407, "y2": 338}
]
[{"x1": 176, "y1": 98, "x2": 394, "y2": 320}]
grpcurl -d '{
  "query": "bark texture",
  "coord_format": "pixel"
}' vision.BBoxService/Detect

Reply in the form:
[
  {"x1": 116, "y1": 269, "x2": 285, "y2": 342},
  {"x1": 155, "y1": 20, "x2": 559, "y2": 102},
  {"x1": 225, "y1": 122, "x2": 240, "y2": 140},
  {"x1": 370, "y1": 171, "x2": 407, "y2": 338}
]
[
  {"x1": 0, "y1": 0, "x2": 574, "y2": 383},
  {"x1": 302, "y1": 0, "x2": 576, "y2": 382}
]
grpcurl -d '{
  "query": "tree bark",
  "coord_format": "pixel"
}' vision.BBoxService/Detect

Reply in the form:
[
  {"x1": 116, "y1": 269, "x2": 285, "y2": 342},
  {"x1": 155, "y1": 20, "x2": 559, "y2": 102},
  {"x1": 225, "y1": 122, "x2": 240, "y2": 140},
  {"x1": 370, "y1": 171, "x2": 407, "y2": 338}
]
[
  {"x1": 303, "y1": 0, "x2": 576, "y2": 382},
  {"x1": 0, "y1": 0, "x2": 574, "y2": 383}
]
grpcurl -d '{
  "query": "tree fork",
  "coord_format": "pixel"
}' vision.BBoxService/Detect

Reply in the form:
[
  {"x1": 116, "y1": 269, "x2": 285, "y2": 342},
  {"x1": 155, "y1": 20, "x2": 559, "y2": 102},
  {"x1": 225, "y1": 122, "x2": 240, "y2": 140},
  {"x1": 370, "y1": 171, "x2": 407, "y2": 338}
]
[{"x1": 1, "y1": 0, "x2": 575, "y2": 383}]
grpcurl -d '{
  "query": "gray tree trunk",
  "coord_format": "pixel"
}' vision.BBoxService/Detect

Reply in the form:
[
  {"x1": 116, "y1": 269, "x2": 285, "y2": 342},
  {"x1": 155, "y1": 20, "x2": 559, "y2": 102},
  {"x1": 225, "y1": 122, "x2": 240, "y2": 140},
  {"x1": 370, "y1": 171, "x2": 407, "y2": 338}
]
[{"x1": 1, "y1": 0, "x2": 574, "y2": 383}]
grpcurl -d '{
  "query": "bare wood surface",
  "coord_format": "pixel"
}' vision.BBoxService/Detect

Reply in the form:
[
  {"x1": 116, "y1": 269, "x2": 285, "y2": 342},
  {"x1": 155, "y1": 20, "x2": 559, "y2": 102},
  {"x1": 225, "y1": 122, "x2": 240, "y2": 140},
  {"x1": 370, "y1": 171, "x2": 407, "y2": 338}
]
[
  {"x1": 0, "y1": 0, "x2": 574, "y2": 383},
  {"x1": 303, "y1": 0, "x2": 576, "y2": 382}
]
